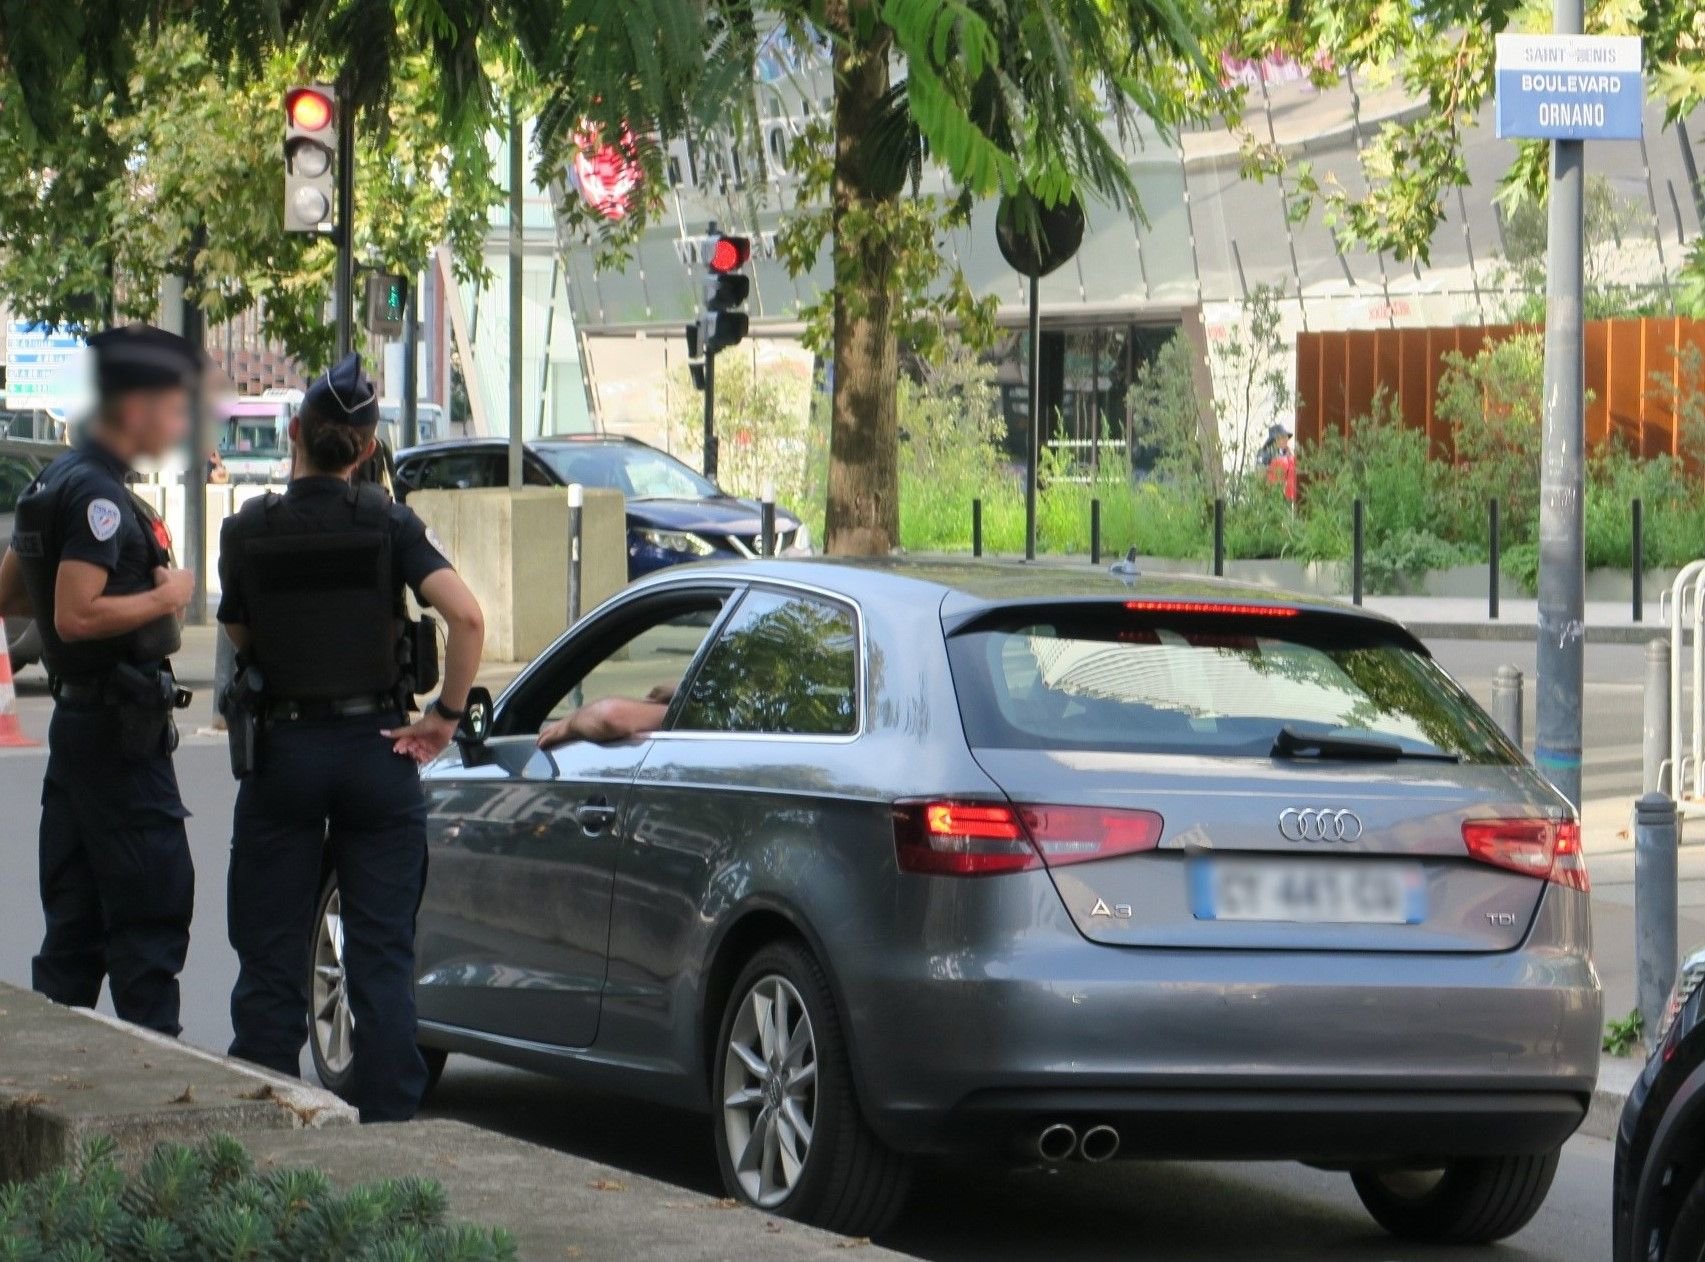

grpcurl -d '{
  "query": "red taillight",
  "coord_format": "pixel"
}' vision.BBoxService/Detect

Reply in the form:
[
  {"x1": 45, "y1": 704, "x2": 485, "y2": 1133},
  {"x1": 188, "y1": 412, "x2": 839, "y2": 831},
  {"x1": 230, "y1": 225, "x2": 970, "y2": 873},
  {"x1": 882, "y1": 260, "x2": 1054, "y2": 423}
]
[
  {"x1": 1462, "y1": 818, "x2": 1588, "y2": 892},
  {"x1": 894, "y1": 801, "x2": 1163, "y2": 876},
  {"x1": 1123, "y1": 599, "x2": 1298, "y2": 618}
]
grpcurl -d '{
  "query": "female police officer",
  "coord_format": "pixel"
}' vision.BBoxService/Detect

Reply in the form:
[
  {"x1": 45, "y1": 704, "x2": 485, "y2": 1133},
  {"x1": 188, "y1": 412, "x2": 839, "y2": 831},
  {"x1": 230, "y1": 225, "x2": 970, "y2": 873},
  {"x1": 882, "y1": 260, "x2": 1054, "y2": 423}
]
[{"x1": 216, "y1": 353, "x2": 483, "y2": 1123}]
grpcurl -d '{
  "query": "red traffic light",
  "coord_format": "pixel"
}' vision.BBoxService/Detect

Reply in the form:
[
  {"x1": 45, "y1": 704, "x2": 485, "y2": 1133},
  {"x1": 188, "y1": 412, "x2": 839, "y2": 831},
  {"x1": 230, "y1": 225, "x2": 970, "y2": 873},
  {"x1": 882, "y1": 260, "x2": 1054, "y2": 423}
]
[
  {"x1": 707, "y1": 235, "x2": 750, "y2": 273},
  {"x1": 287, "y1": 87, "x2": 334, "y2": 131}
]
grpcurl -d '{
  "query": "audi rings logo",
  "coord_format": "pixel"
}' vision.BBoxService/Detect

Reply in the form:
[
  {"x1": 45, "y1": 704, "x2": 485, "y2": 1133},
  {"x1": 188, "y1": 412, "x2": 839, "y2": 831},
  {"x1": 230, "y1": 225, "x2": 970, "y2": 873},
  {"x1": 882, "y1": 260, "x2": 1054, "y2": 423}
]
[{"x1": 1277, "y1": 807, "x2": 1364, "y2": 842}]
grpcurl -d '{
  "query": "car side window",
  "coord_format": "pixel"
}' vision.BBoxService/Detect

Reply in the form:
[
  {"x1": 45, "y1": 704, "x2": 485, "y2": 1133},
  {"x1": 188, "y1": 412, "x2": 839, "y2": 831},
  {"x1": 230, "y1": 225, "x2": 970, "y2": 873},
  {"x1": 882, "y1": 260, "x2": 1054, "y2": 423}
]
[
  {"x1": 412, "y1": 451, "x2": 502, "y2": 490},
  {"x1": 494, "y1": 593, "x2": 730, "y2": 736},
  {"x1": 675, "y1": 590, "x2": 858, "y2": 736}
]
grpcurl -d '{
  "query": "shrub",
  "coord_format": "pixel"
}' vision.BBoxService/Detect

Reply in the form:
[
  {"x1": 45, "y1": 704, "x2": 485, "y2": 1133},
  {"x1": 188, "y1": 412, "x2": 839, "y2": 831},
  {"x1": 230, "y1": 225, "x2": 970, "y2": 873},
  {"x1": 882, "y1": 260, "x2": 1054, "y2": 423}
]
[
  {"x1": 666, "y1": 352, "x2": 823, "y2": 537},
  {"x1": 0, "y1": 1135, "x2": 515, "y2": 1262}
]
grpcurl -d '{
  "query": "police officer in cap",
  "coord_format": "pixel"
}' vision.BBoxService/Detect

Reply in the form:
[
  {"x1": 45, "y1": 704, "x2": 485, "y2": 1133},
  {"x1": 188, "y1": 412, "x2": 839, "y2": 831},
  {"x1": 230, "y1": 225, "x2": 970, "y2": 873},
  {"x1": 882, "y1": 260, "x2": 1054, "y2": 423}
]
[
  {"x1": 218, "y1": 352, "x2": 483, "y2": 1123},
  {"x1": 0, "y1": 325, "x2": 200, "y2": 1036}
]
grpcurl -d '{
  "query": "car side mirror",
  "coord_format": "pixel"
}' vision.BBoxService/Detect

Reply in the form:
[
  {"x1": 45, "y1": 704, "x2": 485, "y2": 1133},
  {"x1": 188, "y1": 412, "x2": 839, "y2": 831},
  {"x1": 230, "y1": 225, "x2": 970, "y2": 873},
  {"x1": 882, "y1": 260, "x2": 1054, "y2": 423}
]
[{"x1": 458, "y1": 687, "x2": 494, "y2": 745}]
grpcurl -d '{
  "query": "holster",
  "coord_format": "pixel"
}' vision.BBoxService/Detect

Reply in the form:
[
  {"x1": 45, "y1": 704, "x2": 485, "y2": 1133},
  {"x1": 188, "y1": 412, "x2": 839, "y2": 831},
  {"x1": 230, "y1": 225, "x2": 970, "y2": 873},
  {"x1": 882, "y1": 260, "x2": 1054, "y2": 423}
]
[
  {"x1": 222, "y1": 665, "x2": 267, "y2": 779},
  {"x1": 400, "y1": 617, "x2": 441, "y2": 698},
  {"x1": 110, "y1": 662, "x2": 191, "y2": 761}
]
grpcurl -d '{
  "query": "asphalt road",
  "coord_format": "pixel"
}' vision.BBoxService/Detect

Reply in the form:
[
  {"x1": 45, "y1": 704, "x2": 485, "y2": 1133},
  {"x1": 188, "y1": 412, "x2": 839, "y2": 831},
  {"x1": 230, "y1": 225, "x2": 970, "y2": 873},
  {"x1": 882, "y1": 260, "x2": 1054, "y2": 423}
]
[{"x1": 0, "y1": 641, "x2": 1651, "y2": 1260}]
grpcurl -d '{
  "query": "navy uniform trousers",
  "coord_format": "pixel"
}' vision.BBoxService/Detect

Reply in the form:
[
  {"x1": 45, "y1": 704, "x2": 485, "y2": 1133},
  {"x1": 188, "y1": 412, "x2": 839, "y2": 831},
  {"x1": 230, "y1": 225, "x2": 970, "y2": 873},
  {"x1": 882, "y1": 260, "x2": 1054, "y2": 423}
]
[
  {"x1": 33, "y1": 703, "x2": 193, "y2": 1036},
  {"x1": 227, "y1": 710, "x2": 428, "y2": 1123}
]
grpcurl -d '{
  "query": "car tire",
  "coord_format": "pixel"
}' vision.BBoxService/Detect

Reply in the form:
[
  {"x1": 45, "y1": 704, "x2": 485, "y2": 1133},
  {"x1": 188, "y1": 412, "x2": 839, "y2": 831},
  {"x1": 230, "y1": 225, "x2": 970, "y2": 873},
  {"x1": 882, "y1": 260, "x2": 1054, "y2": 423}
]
[
  {"x1": 308, "y1": 874, "x2": 446, "y2": 1105},
  {"x1": 1663, "y1": 1169, "x2": 1705, "y2": 1262},
  {"x1": 711, "y1": 940, "x2": 911, "y2": 1237},
  {"x1": 1351, "y1": 1150, "x2": 1562, "y2": 1244},
  {"x1": 308, "y1": 875, "x2": 357, "y2": 1099}
]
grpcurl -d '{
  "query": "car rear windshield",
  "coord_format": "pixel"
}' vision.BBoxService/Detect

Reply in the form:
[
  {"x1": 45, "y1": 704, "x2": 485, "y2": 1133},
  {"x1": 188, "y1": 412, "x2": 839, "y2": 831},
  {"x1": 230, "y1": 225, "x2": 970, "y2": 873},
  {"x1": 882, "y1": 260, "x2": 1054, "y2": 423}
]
[{"x1": 945, "y1": 606, "x2": 1515, "y2": 763}]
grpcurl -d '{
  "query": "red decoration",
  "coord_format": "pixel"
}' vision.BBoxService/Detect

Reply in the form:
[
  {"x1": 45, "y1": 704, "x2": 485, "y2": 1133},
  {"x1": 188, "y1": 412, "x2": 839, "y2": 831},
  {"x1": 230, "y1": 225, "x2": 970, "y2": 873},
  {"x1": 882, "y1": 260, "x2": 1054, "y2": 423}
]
[{"x1": 570, "y1": 124, "x2": 642, "y2": 223}]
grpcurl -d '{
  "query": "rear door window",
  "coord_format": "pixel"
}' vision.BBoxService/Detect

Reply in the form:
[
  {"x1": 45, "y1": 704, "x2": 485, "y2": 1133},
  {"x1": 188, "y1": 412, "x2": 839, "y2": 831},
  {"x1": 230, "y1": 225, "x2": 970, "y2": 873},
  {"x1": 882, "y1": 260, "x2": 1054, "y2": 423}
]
[
  {"x1": 411, "y1": 451, "x2": 503, "y2": 490},
  {"x1": 675, "y1": 589, "x2": 858, "y2": 736},
  {"x1": 947, "y1": 606, "x2": 1513, "y2": 763}
]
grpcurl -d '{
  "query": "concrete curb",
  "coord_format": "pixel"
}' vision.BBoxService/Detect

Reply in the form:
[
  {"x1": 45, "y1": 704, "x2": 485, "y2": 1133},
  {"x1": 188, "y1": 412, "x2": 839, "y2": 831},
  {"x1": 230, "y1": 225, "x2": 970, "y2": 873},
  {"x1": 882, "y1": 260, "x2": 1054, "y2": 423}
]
[
  {"x1": 1403, "y1": 620, "x2": 1681, "y2": 644},
  {"x1": 0, "y1": 983, "x2": 354, "y2": 1181},
  {"x1": 0, "y1": 984, "x2": 904, "y2": 1261}
]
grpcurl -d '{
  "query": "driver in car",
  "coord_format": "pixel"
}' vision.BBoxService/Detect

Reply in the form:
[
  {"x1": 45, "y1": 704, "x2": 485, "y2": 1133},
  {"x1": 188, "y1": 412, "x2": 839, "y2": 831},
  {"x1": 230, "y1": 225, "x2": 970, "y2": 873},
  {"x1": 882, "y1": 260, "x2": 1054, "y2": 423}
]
[{"x1": 538, "y1": 682, "x2": 676, "y2": 748}]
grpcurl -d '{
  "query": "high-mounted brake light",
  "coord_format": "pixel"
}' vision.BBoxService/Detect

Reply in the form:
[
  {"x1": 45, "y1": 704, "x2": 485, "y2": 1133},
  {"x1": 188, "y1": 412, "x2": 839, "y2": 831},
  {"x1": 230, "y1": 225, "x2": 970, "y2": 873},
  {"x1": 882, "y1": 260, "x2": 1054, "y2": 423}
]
[
  {"x1": 1462, "y1": 818, "x2": 1588, "y2": 892},
  {"x1": 1123, "y1": 599, "x2": 1299, "y2": 618},
  {"x1": 894, "y1": 801, "x2": 1164, "y2": 876}
]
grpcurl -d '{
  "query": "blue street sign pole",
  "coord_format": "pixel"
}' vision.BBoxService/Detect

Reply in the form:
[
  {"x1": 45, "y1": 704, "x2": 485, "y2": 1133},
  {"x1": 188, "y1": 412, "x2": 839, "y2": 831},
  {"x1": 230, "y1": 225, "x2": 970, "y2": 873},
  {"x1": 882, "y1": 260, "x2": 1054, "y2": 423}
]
[{"x1": 1498, "y1": 27, "x2": 1643, "y2": 808}]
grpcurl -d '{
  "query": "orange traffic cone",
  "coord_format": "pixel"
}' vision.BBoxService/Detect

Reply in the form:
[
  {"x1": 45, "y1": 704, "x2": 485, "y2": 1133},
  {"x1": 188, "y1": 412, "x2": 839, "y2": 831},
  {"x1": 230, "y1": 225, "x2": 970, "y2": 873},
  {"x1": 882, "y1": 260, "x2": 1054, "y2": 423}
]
[{"x1": 0, "y1": 619, "x2": 39, "y2": 747}]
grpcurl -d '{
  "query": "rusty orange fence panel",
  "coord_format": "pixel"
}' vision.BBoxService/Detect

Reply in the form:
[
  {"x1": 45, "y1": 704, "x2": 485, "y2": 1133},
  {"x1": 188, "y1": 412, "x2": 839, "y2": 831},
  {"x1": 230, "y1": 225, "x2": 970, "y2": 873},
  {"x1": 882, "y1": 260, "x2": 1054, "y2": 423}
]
[{"x1": 1294, "y1": 318, "x2": 1705, "y2": 460}]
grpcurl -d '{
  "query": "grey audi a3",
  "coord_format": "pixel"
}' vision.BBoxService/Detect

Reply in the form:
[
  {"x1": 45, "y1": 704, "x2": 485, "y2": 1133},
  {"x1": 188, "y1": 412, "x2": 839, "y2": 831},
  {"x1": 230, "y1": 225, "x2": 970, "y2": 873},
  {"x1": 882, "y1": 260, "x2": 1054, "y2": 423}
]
[{"x1": 309, "y1": 559, "x2": 1600, "y2": 1242}]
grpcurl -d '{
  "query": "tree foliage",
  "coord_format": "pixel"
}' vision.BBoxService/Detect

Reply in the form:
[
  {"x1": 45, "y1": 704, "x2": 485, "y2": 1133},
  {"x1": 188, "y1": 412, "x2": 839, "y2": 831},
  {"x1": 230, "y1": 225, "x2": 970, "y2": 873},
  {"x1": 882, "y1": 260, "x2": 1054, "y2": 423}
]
[
  {"x1": 1235, "y1": 0, "x2": 1705, "y2": 309},
  {"x1": 0, "y1": 19, "x2": 500, "y2": 369}
]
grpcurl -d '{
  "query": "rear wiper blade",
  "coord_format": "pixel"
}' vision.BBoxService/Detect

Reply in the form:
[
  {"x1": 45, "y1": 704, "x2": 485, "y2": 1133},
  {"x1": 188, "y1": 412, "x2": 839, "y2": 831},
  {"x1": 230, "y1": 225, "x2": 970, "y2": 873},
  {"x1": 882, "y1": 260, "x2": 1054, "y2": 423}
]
[{"x1": 1269, "y1": 724, "x2": 1460, "y2": 762}]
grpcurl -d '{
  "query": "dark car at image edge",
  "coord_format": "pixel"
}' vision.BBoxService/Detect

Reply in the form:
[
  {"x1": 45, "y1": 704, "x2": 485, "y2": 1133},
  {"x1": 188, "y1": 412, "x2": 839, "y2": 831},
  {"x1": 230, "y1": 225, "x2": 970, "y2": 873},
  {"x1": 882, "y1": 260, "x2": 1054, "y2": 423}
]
[
  {"x1": 393, "y1": 434, "x2": 812, "y2": 578},
  {"x1": 0, "y1": 438, "x2": 56, "y2": 670},
  {"x1": 1617, "y1": 948, "x2": 1705, "y2": 1261}
]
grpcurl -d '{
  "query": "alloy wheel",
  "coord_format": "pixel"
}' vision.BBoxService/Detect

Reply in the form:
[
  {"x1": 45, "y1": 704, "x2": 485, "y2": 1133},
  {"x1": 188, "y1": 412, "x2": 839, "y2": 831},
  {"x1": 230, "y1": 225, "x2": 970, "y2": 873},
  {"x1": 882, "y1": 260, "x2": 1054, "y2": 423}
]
[
  {"x1": 721, "y1": 974, "x2": 818, "y2": 1208},
  {"x1": 312, "y1": 888, "x2": 355, "y2": 1079}
]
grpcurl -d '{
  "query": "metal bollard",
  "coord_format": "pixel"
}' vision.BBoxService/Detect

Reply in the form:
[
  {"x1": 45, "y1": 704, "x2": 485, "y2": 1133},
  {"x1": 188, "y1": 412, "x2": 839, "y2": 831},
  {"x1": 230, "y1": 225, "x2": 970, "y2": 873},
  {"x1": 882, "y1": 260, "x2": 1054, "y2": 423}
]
[
  {"x1": 1212, "y1": 498, "x2": 1225, "y2": 577},
  {"x1": 760, "y1": 482, "x2": 777, "y2": 557},
  {"x1": 1492, "y1": 665, "x2": 1523, "y2": 748},
  {"x1": 1636, "y1": 792, "x2": 1680, "y2": 1040},
  {"x1": 1352, "y1": 498, "x2": 1365, "y2": 606},
  {"x1": 972, "y1": 499, "x2": 983, "y2": 558},
  {"x1": 567, "y1": 483, "x2": 584, "y2": 626},
  {"x1": 1090, "y1": 498, "x2": 1102, "y2": 566},
  {"x1": 1633, "y1": 497, "x2": 1644, "y2": 622},
  {"x1": 1645, "y1": 637, "x2": 1672, "y2": 795},
  {"x1": 1488, "y1": 497, "x2": 1500, "y2": 621}
]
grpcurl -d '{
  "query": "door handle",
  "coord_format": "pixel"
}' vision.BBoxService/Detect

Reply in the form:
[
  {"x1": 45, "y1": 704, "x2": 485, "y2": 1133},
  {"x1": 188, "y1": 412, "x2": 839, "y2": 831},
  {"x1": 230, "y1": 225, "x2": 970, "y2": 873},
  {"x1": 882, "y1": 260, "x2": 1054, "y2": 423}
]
[{"x1": 574, "y1": 798, "x2": 618, "y2": 833}]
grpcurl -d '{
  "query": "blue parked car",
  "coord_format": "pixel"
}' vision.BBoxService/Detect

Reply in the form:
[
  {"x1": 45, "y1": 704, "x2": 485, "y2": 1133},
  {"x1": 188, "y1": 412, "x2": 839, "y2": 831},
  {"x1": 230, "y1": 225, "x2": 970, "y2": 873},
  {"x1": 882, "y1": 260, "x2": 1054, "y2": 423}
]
[{"x1": 394, "y1": 435, "x2": 811, "y2": 578}]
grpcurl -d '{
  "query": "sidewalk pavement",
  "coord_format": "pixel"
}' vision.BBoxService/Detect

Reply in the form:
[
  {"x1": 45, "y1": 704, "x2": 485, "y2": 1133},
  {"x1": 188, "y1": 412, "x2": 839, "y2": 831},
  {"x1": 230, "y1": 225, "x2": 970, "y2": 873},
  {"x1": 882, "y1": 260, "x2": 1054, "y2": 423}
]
[
  {"x1": 1358, "y1": 595, "x2": 1677, "y2": 644},
  {"x1": 0, "y1": 983, "x2": 903, "y2": 1261}
]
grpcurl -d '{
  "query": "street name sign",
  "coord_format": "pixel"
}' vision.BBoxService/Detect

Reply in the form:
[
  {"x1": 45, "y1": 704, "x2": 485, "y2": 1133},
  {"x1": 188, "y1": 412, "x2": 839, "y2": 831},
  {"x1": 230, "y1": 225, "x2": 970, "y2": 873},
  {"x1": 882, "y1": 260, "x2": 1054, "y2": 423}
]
[{"x1": 1495, "y1": 34, "x2": 1643, "y2": 141}]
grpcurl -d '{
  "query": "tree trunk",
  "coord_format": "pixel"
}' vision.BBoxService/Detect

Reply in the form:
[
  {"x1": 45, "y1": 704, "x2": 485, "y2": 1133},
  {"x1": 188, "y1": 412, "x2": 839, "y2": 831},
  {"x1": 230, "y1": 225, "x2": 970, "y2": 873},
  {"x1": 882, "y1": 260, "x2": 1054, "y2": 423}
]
[{"x1": 823, "y1": 12, "x2": 900, "y2": 556}]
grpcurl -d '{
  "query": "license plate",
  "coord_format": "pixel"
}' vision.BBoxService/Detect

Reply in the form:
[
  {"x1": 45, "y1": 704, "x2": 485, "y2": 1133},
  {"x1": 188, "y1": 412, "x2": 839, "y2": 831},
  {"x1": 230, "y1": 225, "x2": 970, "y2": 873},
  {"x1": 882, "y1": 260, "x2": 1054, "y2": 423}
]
[{"x1": 1190, "y1": 858, "x2": 1425, "y2": 924}]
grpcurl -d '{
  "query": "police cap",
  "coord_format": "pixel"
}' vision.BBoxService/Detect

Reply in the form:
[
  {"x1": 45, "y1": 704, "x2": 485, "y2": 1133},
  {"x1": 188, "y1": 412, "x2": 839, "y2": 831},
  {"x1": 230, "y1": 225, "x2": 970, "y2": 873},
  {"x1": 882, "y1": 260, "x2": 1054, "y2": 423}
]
[
  {"x1": 87, "y1": 324, "x2": 200, "y2": 398},
  {"x1": 303, "y1": 352, "x2": 379, "y2": 428}
]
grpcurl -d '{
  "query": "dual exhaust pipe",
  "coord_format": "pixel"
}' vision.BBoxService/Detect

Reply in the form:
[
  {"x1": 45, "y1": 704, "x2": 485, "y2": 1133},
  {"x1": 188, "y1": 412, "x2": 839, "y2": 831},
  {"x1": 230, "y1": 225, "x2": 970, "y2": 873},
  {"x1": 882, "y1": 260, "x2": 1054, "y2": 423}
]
[{"x1": 1036, "y1": 1122, "x2": 1120, "y2": 1164}]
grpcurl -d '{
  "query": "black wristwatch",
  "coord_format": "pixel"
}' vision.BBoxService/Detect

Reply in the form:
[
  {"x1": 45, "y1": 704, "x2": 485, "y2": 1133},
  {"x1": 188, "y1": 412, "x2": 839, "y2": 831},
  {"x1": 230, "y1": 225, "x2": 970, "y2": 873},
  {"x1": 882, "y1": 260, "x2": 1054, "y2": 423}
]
[{"x1": 430, "y1": 699, "x2": 466, "y2": 723}]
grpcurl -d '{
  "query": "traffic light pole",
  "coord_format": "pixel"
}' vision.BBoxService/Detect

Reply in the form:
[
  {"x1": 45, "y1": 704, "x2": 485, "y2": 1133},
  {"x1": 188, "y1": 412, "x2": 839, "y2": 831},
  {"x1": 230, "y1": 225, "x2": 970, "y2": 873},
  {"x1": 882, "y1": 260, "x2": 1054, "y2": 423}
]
[
  {"x1": 402, "y1": 277, "x2": 419, "y2": 449},
  {"x1": 334, "y1": 102, "x2": 356, "y2": 358},
  {"x1": 1536, "y1": 0, "x2": 1587, "y2": 809},
  {"x1": 702, "y1": 348, "x2": 718, "y2": 481},
  {"x1": 177, "y1": 228, "x2": 210, "y2": 625}
]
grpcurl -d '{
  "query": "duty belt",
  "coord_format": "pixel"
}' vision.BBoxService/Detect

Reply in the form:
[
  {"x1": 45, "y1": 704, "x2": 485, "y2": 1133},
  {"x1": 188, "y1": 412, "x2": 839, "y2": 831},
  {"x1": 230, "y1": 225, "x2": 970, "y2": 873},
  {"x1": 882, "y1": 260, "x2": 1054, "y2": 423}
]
[
  {"x1": 266, "y1": 694, "x2": 398, "y2": 722},
  {"x1": 51, "y1": 668, "x2": 176, "y2": 706}
]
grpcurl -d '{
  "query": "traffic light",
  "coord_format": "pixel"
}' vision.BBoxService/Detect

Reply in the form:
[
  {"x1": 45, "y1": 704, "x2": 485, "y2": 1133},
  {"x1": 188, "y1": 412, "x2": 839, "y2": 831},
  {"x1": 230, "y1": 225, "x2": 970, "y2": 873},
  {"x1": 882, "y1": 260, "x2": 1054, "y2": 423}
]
[
  {"x1": 698, "y1": 230, "x2": 751, "y2": 356},
  {"x1": 284, "y1": 85, "x2": 337, "y2": 233},
  {"x1": 365, "y1": 272, "x2": 407, "y2": 338}
]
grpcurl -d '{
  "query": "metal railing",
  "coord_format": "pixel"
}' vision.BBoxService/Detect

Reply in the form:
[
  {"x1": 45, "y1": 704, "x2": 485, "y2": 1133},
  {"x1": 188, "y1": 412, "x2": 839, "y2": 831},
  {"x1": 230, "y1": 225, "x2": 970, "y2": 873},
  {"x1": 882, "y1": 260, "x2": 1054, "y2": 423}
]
[{"x1": 1660, "y1": 561, "x2": 1705, "y2": 807}]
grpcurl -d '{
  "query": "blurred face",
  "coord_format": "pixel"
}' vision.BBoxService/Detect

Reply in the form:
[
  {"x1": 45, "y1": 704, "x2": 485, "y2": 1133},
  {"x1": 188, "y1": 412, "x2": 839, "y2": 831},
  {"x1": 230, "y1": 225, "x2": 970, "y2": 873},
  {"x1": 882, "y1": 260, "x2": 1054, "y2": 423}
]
[{"x1": 109, "y1": 386, "x2": 191, "y2": 459}]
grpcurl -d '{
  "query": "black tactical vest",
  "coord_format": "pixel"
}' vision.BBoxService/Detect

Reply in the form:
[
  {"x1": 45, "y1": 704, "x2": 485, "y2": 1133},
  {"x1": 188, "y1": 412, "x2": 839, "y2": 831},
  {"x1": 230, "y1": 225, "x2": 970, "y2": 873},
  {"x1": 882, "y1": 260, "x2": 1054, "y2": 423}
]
[
  {"x1": 11, "y1": 454, "x2": 182, "y2": 679},
  {"x1": 234, "y1": 482, "x2": 402, "y2": 701}
]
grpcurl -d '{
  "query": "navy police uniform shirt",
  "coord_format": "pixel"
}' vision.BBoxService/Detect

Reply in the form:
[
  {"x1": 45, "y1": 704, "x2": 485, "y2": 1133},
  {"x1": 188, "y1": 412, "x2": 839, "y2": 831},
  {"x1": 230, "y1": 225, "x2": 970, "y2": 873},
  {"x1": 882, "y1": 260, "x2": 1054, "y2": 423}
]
[
  {"x1": 215, "y1": 476, "x2": 452, "y2": 625},
  {"x1": 11, "y1": 439, "x2": 170, "y2": 596}
]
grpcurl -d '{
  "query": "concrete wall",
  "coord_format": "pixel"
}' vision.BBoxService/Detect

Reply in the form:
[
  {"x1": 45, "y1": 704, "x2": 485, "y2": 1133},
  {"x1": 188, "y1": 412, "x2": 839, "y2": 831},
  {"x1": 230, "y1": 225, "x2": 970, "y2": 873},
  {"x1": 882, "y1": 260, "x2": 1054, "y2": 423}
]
[{"x1": 409, "y1": 487, "x2": 627, "y2": 663}]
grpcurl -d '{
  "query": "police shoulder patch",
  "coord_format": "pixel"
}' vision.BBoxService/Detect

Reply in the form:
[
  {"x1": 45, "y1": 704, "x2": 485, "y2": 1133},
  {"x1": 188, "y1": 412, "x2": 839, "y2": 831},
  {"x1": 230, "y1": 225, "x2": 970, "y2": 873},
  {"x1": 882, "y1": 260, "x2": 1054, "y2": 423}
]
[{"x1": 86, "y1": 498, "x2": 122, "y2": 542}]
